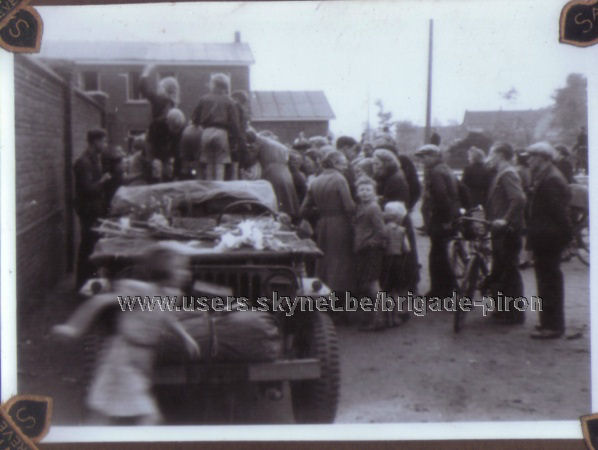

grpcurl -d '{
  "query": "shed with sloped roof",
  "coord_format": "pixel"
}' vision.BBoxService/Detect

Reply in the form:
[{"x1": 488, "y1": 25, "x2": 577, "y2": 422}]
[{"x1": 250, "y1": 91, "x2": 335, "y2": 144}]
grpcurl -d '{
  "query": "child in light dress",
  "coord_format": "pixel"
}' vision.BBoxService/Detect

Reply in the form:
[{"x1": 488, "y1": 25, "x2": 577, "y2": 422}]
[
  {"x1": 380, "y1": 201, "x2": 411, "y2": 327},
  {"x1": 53, "y1": 245, "x2": 200, "y2": 425}
]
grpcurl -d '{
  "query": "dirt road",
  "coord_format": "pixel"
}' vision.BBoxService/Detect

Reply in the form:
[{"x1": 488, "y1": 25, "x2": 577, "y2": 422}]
[{"x1": 17, "y1": 215, "x2": 590, "y2": 425}]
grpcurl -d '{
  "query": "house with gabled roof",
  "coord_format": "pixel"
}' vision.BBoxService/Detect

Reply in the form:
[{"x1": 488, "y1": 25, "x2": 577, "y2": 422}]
[{"x1": 461, "y1": 108, "x2": 554, "y2": 147}]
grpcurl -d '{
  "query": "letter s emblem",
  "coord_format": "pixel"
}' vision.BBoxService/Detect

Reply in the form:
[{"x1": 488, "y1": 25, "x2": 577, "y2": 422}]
[
  {"x1": 574, "y1": 13, "x2": 593, "y2": 33},
  {"x1": 8, "y1": 18, "x2": 29, "y2": 38}
]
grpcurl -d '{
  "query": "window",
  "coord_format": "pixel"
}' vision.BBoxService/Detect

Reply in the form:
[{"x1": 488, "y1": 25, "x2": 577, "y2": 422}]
[
  {"x1": 126, "y1": 71, "x2": 143, "y2": 101},
  {"x1": 82, "y1": 71, "x2": 99, "y2": 91}
]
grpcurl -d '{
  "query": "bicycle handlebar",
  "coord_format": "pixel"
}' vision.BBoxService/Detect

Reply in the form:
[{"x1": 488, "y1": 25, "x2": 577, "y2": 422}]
[{"x1": 455, "y1": 216, "x2": 490, "y2": 226}]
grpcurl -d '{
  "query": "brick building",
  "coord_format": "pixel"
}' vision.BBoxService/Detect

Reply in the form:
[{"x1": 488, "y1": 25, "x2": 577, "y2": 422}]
[
  {"x1": 39, "y1": 36, "x2": 254, "y2": 148},
  {"x1": 38, "y1": 35, "x2": 335, "y2": 148},
  {"x1": 14, "y1": 55, "x2": 105, "y2": 303}
]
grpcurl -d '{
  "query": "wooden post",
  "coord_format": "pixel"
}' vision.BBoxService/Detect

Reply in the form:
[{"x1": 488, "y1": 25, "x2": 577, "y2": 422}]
[{"x1": 424, "y1": 19, "x2": 434, "y2": 144}]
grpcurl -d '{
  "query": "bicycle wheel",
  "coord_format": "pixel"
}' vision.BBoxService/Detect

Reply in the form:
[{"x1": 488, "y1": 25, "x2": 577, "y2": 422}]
[
  {"x1": 454, "y1": 256, "x2": 480, "y2": 334},
  {"x1": 449, "y1": 239, "x2": 468, "y2": 280}
]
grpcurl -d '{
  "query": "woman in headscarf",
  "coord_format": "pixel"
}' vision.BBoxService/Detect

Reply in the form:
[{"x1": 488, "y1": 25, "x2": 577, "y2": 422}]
[
  {"x1": 372, "y1": 148, "x2": 410, "y2": 206},
  {"x1": 247, "y1": 130, "x2": 299, "y2": 219},
  {"x1": 300, "y1": 151, "x2": 356, "y2": 295},
  {"x1": 304, "y1": 147, "x2": 324, "y2": 186},
  {"x1": 372, "y1": 148, "x2": 420, "y2": 294}
]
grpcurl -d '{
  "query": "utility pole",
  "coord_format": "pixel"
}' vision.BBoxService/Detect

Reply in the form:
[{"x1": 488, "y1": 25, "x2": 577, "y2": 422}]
[
  {"x1": 424, "y1": 19, "x2": 434, "y2": 144},
  {"x1": 366, "y1": 87, "x2": 371, "y2": 136}
]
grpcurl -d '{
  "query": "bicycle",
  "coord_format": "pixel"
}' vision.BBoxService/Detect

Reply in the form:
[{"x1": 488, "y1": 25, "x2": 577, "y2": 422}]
[{"x1": 449, "y1": 211, "x2": 492, "y2": 333}]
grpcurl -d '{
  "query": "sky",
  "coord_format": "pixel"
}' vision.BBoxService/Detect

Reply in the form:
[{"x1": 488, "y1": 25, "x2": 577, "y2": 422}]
[{"x1": 37, "y1": 0, "x2": 594, "y2": 138}]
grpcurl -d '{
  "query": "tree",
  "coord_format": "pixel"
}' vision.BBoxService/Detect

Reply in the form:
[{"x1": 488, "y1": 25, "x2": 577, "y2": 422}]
[
  {"x1": 374, "y1": 99, "x2": 393, "y2": 130},
  {"x1": 551, "y1": 73, "x2": 587, "y2": 145}
]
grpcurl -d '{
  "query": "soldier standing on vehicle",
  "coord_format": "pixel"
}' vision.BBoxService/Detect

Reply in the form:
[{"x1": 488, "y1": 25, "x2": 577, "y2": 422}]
[
  {"x1": 525, "y1": 142, "x2": 573, "y2": 339},
  {"x1": 192, "y1": 73, "x2": 240, "y2": 181},
  {"x1": 484, "y1": 143, "x2": 526, "y2": 324},
  {"x1": 139, "y1": 64, "x2": 181, "y2": 182},
  {"x1": 73, "y1": 128, "x2": 111, "y2": 289},
  {"x1": 415, "y1": 144, "x2": 460, "y2": 299}
]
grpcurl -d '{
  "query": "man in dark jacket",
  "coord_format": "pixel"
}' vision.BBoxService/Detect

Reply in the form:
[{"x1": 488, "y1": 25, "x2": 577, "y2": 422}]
[
  {"x1": 485, "y1": 143, "x2": 527, "y2": 324},
  {"x1": 526, "y1": 142, "x2": 573, "y2": 339},
  {"x1": 462, "y1": 146, "x2": 491, "y2": 208},
  {"x1": 397, "y1": 154, "x2": 421, "y2": 212},
  {"x1": 73, "y1": 128, "x2": 111, "y2": 288},
  {"x1": 415, "y1": 144, "x2": 460, "y2": 298}
]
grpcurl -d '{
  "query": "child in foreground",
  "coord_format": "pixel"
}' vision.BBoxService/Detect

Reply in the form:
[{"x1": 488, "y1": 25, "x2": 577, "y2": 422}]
[
  {"x1": 53, "y1": 245, "x2": 200, "y2": 425},
  {"x1": 380, "y1": 201, "x2": 411, "y2": 327}
]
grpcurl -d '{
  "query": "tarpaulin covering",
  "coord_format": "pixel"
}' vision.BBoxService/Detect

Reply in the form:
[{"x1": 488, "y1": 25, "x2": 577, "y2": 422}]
[
  {"x1": 156, "y1": 310, "x2": 282, "y2": 364},
  {"x1": 90, "y1": 232, "x2": 322, "y2": 262},
  {"x1": 109, "y1": 180, "x2": 279, "y2": 218}
]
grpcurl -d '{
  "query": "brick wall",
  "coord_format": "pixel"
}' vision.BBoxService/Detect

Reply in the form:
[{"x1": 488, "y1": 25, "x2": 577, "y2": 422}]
[
  {"x1": 72, "y1": 90, "x2": 105, "y2": 159},
  {"x1": 14, "y1": 55, "x2": 104, "y2": 303}
]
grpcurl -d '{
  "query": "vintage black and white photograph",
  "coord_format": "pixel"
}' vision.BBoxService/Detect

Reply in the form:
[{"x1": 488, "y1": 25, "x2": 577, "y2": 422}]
[{"x1": 1, "y1": 0, "x2": 595, "y2": 440}]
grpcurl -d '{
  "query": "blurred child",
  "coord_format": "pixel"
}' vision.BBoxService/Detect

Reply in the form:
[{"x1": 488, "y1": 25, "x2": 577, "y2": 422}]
[
  {"x1": 53, "y1": 245, "x2": 200, "y2": 425},
  {"x1": 353, "y1": 176, "x2": 387, "y2": 331},
  {"x1": 380, "y1": 201, "x2": 411, "y2": 327}
]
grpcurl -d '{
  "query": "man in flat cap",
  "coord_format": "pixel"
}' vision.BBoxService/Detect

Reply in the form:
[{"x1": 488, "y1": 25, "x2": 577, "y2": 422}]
[
  {"x1": 484, "y1": 142, "x2": 527, "y2": 324},
  {"x1": 73, "y1": 128, "x2": 111, "y2": 288},
  {"x1": 415, "y1": 144, "x2": 460, "y2": 298},
  {"x1": 525, "y1": 142, "x2": 573, "y2": 339}
]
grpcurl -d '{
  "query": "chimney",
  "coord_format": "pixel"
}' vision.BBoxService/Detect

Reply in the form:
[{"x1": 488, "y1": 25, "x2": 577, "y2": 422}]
[{"x1": 234, "y1": 31, "x2": 241, "y2": 43}]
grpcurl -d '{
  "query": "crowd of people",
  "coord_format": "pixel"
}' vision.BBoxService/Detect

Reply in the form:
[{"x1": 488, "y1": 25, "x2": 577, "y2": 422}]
[
  {"x1": 418, "y1": 139, "x2": 579, "y2": 339},
  {"x1": 73, "y1": 68, "x2": 584, "y2": 340},
  {"x1": 64, "y1": 67, "x2": 589, "y2": 426}
]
